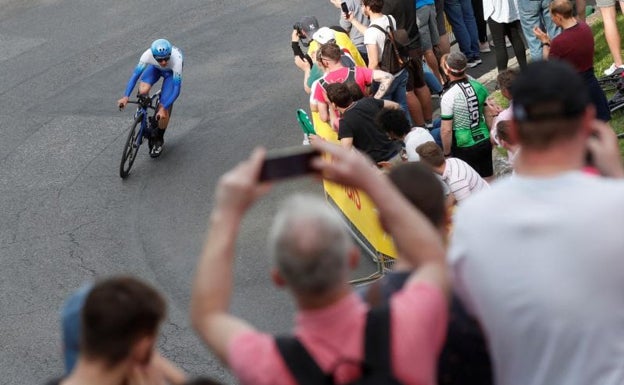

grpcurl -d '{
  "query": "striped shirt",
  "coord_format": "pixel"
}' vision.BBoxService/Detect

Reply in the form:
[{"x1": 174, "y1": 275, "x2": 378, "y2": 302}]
[{"x1": 442, "y1": 158, "x2": 489, "y2": 203}]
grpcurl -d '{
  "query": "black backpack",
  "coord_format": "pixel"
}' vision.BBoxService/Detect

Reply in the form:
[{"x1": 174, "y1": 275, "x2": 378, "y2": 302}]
[
  {"x1": 370, "y1": 16, "x2": 410, "y2": 75},
  {"x1": 275, "y1": 305, "x2": 403, "y2": 385},
  {"x1": 318, "y1": 66, "x2": 357, "y2": 92}
]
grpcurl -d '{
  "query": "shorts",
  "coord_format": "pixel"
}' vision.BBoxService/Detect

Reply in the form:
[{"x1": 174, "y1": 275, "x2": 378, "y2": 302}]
[
  {"x1": 406, "y1": 49, "x2": 426, "y2": 91},
  {"x1": 140, "y1": 65, "x2": 179, "y2": 110},
  {"x1": 416, "y1": 4, "x2": 441, "y2": 51},
  {"x1": 452, "y1": 140, "x2": 493, "y2": 178},
  {"x1": 596, "y1": 0, "x2": 624, "y2": 7},
  {"x1": 435, "y1": 0, "x2": 447, "y2": 35}
]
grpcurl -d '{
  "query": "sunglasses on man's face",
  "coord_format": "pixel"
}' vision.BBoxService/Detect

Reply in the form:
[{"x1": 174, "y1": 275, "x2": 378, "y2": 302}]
[{"x1": 156, "y1": 56, "x2": 170, "y2": 63}]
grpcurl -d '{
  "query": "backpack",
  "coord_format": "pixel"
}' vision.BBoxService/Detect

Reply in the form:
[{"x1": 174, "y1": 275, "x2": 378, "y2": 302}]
[
  {"x1": 370, "y1": 16, "x2": 410, "y2": 75},
  {"x1": 318, "y1": 66, "x2": 357, "y2": 92},
  {"x1": 275, "y1": 305, "x2": 403, "y2": 385}
]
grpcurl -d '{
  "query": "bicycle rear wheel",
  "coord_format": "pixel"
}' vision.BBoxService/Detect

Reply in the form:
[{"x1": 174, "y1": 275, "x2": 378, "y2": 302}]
[{"x1": 119, "y1": 116, "x2": 142, "y2": 178}]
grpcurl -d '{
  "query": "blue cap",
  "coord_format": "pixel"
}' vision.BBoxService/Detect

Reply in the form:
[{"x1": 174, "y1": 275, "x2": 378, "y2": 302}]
[{"x1": 60, "y1": 283, "x2": 93, "y2": 374}]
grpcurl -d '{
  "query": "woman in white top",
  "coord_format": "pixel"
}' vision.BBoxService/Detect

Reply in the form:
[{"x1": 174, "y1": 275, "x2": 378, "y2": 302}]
[{"x1": 483, "y1": 0, "x2": 527, "y2": 71}]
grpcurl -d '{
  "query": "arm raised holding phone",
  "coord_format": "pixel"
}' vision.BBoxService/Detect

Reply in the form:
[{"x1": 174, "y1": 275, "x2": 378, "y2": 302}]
[{"x1": 190, "y1": 141, "x2": 448, "y2": 368}]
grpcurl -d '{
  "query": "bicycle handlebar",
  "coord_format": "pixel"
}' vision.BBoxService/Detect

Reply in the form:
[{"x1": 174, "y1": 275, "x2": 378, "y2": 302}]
[{"x1": 119, "y1": 91, "x2": 161, "y2": 111}]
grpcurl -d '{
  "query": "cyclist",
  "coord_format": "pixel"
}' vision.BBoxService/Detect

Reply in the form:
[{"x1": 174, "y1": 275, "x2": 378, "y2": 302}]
[{"x1": 117, "y1": 38, "x2": 183, "y2": 157}]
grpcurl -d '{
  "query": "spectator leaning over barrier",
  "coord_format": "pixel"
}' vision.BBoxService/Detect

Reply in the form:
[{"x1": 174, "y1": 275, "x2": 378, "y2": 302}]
[
  {"x1": 313, "y1": 42, "x2": 394, "y2": 125},
  {"x1": 448, "y1": 60, "x2": 624, "y2": 385},
  {"x1": 326, "y1": 82, "x2": 404, "y2": 166},
  {"x1": 440, "y1": 52, "x2": 493, "y2": 181},
  {"x1": 190, "y1": 140, "x2": 449, "y2": 385}
]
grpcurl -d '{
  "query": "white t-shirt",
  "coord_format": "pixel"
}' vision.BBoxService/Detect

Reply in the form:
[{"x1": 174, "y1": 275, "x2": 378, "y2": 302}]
[
  {"x1": 404, "y1": 127, "x2": 435, "y2": 161},
  {"x1": 482, "y1": 0, "x2": 520, "y2": 23},
  {"x1": 449, "y1": 171, "x2": 624, "y2": 385},
  {"x1": 442, "y1": 158, "x2": 489, "y2": 203},
  {"x1": 364, "y1": 14, "x2": 397, "y2": 60}
]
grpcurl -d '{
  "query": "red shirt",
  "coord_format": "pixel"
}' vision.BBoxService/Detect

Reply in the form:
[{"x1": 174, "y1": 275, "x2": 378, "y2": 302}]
[
  {"x1": 549, "y1": 22, "x2": 594, "y2": 72},
  {"x1": 313, "y1": 67, "x2": 374, "y2": 105}
]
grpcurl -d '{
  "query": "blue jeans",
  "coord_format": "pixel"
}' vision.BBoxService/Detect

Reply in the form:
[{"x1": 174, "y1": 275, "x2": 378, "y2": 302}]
[
  {"x1": 423, "y1": 62, "x2": 443, "y2": 94},
  {"x1": 519, "y1": 0, "x2": 561, "y2": 62},
  {"x1": 382, "y1": 68, "x2": 412, "y2": 125},
  {"x1": 430, "y1": 119, "x2": 442, "y2": 147},
  {"x1": 444, "y1": 0, "x2": 480, "y2": 60}
]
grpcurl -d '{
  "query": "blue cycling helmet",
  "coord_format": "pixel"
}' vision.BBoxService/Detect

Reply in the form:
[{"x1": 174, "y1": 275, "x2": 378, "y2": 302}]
[{"x1": 151, "y1": 39, "x2": 172, "y2": 60}]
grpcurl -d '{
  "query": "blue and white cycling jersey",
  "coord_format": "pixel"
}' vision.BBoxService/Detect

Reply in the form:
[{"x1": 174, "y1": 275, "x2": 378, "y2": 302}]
[{"x1": 123, "y1": 46, "x2": 184, "y2": 109}]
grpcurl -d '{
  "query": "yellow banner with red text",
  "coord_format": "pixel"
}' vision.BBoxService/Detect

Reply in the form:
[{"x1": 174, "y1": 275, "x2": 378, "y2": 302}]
[{"x1": 312, "y1": 111, "x2": 397, "y2": 259}]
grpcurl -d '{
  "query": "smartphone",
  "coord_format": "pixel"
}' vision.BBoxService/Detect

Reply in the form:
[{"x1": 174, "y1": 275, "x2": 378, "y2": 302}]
[
  {"x1": 259, "y1": 146, "x2": 321, "y2": 181},
  {"x1": 340, "y1": 2, "x2": 350, "y2": 18}
]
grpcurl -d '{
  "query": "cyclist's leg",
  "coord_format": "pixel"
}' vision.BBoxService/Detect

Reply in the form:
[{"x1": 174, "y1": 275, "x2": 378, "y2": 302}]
[
  {"x1": 138, "y1": 65, "x2": 161, "y2": 95},
  {"x1": 157, "y1": 74, "x2": 177, "y2": 131},
  {"x1": 138, "y1": 65, "x2": 162, "y2": 143}
]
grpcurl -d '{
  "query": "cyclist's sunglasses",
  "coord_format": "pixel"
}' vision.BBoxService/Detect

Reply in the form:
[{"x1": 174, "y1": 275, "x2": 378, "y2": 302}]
[{"x1": 156, "y1": 56, "x2": 171, "y2": 62}]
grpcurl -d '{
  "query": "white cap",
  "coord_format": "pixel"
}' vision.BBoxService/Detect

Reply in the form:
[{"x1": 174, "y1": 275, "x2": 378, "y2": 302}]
[{"x1": 312, "y1": 27, "x2": 336, "y2": 44}]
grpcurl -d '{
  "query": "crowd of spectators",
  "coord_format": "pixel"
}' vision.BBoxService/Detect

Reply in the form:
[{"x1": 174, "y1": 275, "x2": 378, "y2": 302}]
[{"x1": 46, "y1": 1, "x2": 624, "y2": 385}]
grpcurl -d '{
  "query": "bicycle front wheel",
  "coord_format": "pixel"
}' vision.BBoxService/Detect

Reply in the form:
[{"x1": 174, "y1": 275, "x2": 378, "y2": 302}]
[{"x1": 119, "y1": 116, "x2": 142, "y2": 178}]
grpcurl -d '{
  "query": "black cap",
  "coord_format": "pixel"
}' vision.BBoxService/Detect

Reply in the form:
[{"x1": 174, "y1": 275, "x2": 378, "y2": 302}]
[{"x1": 511, "y1": 60, "x2": 590, "y2": 122}]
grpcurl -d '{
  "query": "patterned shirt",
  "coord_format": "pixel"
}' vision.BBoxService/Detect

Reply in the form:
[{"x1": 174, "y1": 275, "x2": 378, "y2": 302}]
[
  {"x1": 440, "y1": 79, "x2": 490, "y2": 148},
  {"x1": 442, "y1": 157, "x2": 489, "y2": 203}
]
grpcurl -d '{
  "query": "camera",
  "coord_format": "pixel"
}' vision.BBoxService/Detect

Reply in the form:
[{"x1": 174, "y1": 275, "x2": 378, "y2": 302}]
[{"x1": 293, "y1": 22, "x2": 305, "y2": 39}]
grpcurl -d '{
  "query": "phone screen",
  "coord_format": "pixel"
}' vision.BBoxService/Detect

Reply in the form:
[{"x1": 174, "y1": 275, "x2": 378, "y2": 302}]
[{"x1": 259, "y1": 146, "x2": 321, "y2": 181}]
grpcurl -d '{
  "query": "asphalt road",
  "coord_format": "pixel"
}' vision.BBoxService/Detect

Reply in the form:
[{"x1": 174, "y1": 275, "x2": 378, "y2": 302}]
[
  {"x1": 0, "y1": 1, "x2": 374, "y2": 383},
  {"x1": 0, "y1": 1, "x2": 508, "y2": 383}
]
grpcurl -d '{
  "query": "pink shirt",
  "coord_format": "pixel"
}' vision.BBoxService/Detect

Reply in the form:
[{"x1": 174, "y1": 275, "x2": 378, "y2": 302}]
[
  {"x1": 313, "y1": 67, "x2": 374, "y2": 105},
  {"x1": 491, "y1": 104, "x2": 513, "y2": 146},
  {"x1": 228, "y1": 282, "x2": 447, "y2": 385}
]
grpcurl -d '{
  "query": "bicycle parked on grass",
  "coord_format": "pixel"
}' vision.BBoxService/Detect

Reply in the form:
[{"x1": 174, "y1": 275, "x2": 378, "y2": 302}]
[
  {"x1": 597, "y1": 70, "x2": 624, "y2": 113},
  {"x1": 119, "y1": 91, "x2": 161, "y2": 179}
]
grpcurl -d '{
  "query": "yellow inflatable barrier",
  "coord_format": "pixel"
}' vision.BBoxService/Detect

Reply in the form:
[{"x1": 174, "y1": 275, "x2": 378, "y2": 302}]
[{"x1": 312, "y1": 111, "x2": 397, "y2": 262}]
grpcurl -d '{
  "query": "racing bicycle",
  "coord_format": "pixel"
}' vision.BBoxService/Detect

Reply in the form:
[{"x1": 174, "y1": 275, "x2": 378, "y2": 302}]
[{"x1": 119, "y1": 91, "x2": 161, "y2": 179}]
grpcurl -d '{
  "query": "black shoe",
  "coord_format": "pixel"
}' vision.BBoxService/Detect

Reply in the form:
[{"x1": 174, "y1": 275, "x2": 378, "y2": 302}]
[
  {"x1": 467, "y1": 58, "x2": 482, "y2": 68},
  {"x1": 150, "y1": 138, "x2": 163, "y2": 158}
]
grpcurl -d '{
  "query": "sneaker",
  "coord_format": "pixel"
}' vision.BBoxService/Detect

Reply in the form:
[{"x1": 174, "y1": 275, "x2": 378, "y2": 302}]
[
  {"x1": 467, "y1": 58, "x2": 482, "y2": 68},
  {"x1": 479, "y1": 42, "x2": 491, "y2": 53},
  {"x1": 489, "y1": 39, "x2": 512, "y2": 48},
  {"x1": 604, "y1": 63, "x2": 624, "y2": 76},
  {"x1": 150, "y1": 139, "x2": 163, "y2": 158}
]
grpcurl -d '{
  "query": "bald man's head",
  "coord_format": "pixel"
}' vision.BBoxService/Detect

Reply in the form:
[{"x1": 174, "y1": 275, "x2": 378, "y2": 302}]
[{"x1": 550, "y1": 0, "x2": 573, "y2": 18}]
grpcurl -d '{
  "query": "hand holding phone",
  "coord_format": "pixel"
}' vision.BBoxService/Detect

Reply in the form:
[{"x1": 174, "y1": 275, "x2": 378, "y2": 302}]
[
  {"x1": 340, "y1": 2, "x2": 350, "y2": 19},
  {"x1": 259, "y1": 146, "x2": 321, "y2": 181}
]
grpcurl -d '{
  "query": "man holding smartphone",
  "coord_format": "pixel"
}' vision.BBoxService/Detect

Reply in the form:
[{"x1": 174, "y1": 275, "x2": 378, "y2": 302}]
[
  {"x1": 330, "y1": 0, "x2": 370, "y2": 64},
  {"x1": 191, "y1": 140, "x2": 449, "y2": 385},
  {"x1": 325, "y1": 82, "x2": 404, "y2": 166}
]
